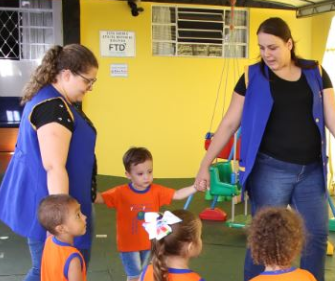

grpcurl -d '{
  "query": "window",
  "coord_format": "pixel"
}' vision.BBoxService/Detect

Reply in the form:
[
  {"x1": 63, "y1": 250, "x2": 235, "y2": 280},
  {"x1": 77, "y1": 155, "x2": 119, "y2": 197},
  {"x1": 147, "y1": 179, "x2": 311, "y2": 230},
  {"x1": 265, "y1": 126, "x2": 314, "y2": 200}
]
[
  {"x1": 0, "y1": 0, "x2": 56, "y2": 60},
  {"x1": 152, "y1": 5, "x2": 248, "y2": 58}
]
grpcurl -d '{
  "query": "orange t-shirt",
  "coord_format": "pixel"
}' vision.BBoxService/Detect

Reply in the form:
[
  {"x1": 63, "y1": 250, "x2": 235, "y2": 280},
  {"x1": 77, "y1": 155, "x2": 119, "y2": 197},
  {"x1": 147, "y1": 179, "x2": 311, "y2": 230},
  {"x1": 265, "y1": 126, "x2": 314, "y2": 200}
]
[
  {"x1": 250, "y1": 267, "x2": 316, "y2": 281},
  {"x1": 41, "y1": 236, "x2": 86, "y2": 281},
  {"x1": 140, "y1": 264, "x2": 204, "y2": 281},
  {"x1": 102, "y1": 183, "x2": 175, "y2": 252}
]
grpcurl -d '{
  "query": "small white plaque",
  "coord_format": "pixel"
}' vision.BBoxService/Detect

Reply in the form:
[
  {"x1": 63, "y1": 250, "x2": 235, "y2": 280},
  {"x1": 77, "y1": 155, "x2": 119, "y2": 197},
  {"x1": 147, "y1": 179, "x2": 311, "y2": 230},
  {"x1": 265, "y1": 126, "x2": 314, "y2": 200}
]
[{"x1": 111, "y1": 64, "x2": 128, "y2": 77}]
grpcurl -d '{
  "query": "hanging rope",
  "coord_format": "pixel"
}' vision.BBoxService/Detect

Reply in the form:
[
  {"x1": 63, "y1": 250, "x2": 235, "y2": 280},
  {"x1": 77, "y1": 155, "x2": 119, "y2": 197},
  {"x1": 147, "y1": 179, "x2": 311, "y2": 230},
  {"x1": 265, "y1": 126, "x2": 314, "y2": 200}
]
[{"x1": 209, "y1": 0, "x2": 238, "y2": 131}]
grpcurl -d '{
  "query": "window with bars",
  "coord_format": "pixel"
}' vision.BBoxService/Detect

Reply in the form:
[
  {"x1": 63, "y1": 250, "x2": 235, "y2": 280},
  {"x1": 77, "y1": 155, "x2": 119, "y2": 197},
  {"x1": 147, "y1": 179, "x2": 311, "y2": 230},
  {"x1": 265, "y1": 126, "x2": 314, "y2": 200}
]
[
  {"x1": 152, "y1": 5, "x2": 248, "y2": 58},
  {"x1": 0, "y1": 0, "x2": 55, "y2": 60}
]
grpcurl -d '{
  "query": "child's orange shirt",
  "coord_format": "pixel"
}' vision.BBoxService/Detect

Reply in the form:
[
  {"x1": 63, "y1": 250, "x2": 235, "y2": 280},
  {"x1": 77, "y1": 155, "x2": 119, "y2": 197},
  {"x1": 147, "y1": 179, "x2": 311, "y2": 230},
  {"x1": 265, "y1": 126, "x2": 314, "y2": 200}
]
[
  {"x1": 41, "y1": 236, "x2": 86, "y2": 281},
  {"x1": 250, "y1": 267, "x2": 316, "y2": 281},
  {"x1": 102, "y1": 183, "x2": 175, "y2": 252},
  {"x1": 140, "y1": 264, "x2": 205, "y2": 281}
]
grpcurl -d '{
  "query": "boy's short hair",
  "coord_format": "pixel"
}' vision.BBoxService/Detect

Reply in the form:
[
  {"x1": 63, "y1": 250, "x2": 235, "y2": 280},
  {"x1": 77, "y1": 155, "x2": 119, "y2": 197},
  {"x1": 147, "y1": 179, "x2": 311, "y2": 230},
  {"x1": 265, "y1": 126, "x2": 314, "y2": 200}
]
[
  {"x1": 123, "y1": 147, "x2": 153, "y2": 172},
  {"x1": 38, "y1": 194, "x2": 77, "y2": 235},
  {"x1": 247, "y1": 207, "x2": 305, "y2": 268}
]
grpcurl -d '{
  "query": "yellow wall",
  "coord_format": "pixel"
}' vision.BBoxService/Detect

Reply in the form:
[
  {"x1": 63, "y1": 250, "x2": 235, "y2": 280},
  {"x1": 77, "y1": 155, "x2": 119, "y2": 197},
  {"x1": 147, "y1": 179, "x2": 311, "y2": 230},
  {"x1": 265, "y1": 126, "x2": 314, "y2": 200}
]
[
  {"x1": 311, "y1": 11, "x2": 335, "y2": 63},
  {"x1": 80, "y1": 0, "x2": 315, "y2": 178}
]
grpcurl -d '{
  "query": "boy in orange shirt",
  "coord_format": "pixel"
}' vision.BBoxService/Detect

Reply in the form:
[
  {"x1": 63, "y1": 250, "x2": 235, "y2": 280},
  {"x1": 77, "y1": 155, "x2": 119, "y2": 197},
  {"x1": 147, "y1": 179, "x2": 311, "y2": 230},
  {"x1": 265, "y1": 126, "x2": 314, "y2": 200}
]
[
  {"x1": 95, "y1": 147, "x2": 205, "y2": 281},
  {"x1": 38, "y1": 194, "x2": 87, "y2": 281}
]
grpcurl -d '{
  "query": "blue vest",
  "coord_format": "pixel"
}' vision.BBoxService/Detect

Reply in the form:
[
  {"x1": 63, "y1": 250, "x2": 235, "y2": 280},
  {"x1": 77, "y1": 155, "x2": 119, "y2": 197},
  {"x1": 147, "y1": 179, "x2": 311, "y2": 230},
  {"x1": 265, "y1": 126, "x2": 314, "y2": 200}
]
[
  {"x1": 0, "y1": 85, "x2": 96, "y2": 249},
  {"x1": 239, "y1": 61, "x2": 326, "y2": 192}
]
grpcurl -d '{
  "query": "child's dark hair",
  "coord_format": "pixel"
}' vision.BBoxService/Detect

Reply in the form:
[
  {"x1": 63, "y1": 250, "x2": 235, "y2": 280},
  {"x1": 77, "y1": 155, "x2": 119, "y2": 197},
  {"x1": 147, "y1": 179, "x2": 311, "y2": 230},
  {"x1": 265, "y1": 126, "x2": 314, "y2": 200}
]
[
  {"x1": 123, "y1": 147, "x2": 153, "y2": 172},
  {"x1": 38, "y1": 194, "x2": 78, "y2": 235},
  {"x1": 247, "y1": 207, "x2": 305, "y2": 268},
  {"x1": 21, "y1": 44, "x2": 99, "y2": 104},
  {"x1": 151, "y1": 209, "x2": 202, "y2": 281}
]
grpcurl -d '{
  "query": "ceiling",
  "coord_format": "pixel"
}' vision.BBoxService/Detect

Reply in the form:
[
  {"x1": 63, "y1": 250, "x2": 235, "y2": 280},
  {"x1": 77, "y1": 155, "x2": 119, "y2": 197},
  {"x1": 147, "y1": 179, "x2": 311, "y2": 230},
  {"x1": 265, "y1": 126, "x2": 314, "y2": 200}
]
[
  {"x1": 134, "y1": 0, "x2": 335, "y2": 17},
  {"x1": 138, "y1": 0, "x2": 330, "y2": 8}
]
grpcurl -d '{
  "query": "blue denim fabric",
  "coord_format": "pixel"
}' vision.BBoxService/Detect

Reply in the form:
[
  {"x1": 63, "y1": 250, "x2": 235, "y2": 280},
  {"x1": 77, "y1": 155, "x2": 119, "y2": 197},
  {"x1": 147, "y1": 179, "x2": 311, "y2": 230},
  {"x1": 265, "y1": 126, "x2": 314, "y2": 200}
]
[
  {"x1": 78, "y1": 204, "x2": 95, "y2": 268},
  {"x1": 244, "y1": 153, "x2": 328, "y2": 281},
  {"x1": 79, "y1": 248, "x2": 91, "y2": 268},
  {"x1": 120, "y1": 250, "x2": 151, "y2": 279},
  {"x1": 23, "y1": 238, "x2": 45, "y2": 281}
]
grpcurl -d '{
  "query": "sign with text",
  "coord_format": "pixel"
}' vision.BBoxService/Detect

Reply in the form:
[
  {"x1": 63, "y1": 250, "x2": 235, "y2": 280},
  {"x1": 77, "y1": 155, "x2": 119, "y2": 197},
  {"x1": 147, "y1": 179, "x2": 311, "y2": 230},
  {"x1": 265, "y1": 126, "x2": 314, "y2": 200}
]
[
  {"x1": 110, "y1": 64, "x2": 128, "y2": 77},
  {"x1": 100, "y1": 31, "x2": 135, "y2": 57}
]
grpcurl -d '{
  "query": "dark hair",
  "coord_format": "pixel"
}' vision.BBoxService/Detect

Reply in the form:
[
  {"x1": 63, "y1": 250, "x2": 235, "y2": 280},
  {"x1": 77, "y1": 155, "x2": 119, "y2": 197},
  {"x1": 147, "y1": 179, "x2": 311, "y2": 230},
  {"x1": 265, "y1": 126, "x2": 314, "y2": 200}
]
[
  {"x1": 151, "y1": 210, "x2": 202, "y2": 281},
  {"x1": 38, "y1": 194, "x2": 78, "y2": 235},
  {"x1": 257, "y1": 17, "x2": 317, "y2": 70},
  {"x1": 21, "y1": 44, "x2": 99, "y2": 104},
  {"x1": 247, "y1": 207, "x2": 305, "y2": 268},
  {"x1": 123, "y1": 147, "x2": 153, "y2": 172}
]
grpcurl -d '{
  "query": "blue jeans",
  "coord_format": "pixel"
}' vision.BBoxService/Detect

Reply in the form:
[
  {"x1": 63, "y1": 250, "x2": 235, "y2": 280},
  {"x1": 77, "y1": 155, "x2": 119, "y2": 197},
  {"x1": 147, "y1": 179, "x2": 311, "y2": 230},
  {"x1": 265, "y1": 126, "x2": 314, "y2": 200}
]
[
  {"x1": 23, "y1": 238, "x2": 44, "y2": 281},
  {"x1": 244, "y1": 153, "x2": 328, "y2": 281},
  {"x1": 120, "y1": 250, "x2": 151, "y2": 279}
]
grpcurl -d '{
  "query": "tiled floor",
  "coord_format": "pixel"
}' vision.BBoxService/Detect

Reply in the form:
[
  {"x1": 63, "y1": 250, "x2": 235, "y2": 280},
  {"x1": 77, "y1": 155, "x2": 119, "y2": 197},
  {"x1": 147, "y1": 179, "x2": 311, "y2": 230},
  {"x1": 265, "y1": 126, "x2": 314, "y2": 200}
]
[{"x1": 0, "y1": 176, "x2": 334, "y2": 281}]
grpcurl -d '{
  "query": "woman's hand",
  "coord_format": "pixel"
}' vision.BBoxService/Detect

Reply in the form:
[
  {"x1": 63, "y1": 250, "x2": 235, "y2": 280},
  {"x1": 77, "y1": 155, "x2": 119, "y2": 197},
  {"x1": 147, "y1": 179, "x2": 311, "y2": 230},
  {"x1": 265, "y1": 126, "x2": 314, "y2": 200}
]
[{"x1": 195, "y1": 166, "x2": 210, "y2": 191}]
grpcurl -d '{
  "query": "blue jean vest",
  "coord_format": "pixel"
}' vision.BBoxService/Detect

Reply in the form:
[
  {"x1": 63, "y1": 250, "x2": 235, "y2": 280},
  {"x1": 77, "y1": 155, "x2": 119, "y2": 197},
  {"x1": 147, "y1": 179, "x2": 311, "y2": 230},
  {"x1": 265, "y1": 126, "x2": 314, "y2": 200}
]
[{"x1": 239, "y1": 60, "x2": 326, "y2": 192}]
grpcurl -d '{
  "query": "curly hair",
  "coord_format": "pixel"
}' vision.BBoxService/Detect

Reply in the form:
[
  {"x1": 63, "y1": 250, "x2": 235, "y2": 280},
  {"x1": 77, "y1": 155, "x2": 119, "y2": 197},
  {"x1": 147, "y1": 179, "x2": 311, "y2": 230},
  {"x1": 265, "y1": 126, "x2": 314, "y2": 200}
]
[
  {"x1": 21, "y1": 44, "x2": 98, "y2": 104},
  {"x1": 247, "y1": 207, "x2": 305, "y2": 268},
  {"x1": 151, "y1": 210, "x2": 202, "y2": 281}
]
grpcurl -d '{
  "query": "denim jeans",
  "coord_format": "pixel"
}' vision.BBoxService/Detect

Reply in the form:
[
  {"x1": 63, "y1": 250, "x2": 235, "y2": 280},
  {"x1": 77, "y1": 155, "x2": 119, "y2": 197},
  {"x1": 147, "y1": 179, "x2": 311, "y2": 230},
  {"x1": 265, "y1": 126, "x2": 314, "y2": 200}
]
[
  {"x1": 23, "y1": 238, "x2": 44, "y2": 281},
  {"x1": 244, "y1": 153, "x2": 328, "y2": 281},
  {"x1": 120, "y1": 250, "x2": 151, "y2": 279}
]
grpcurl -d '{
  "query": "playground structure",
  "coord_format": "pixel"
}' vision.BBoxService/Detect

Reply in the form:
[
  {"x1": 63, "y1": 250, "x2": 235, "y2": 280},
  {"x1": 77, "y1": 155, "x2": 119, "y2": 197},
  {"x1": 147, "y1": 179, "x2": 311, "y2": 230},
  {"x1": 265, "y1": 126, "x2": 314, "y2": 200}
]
[{"x1": 185, "y1": 0, "x2": 251, "y2": 227}]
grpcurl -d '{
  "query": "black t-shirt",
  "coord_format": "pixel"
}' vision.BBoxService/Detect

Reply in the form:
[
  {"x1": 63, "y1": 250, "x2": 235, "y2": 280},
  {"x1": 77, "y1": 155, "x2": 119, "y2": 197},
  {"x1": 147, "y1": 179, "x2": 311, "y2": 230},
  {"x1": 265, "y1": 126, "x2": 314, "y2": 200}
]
[
  {"x1": 30, "y1": 98, "x2": 98, "y2": 202},
  {"x1": 234, "y1": 67, "x2": 333, "y2": 165},
  {"x1": 30, "y1": 98, "x2": 74, "y2": 132}
]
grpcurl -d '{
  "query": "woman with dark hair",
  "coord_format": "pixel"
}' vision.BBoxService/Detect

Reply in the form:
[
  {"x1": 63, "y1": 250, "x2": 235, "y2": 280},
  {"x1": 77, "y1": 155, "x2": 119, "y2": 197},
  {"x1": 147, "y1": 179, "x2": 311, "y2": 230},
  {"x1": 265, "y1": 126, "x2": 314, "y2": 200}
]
[
  {"x1": 195, "y1": 17, "x2": 334, "y2": 281},
  {"x1": 0, "y1": 44, "x2": 99, "y2": 281}
]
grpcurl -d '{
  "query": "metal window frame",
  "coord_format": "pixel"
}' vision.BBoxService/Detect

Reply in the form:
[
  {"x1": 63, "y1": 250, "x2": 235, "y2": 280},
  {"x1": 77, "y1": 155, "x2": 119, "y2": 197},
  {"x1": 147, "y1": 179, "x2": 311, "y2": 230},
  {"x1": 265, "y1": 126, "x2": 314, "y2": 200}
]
[
  {"x1": 0, "y1": 0, "x2": 62, "y2": 61},
  {"x1": 152, "y1": 4, "x2": 249, "y2": 58}
]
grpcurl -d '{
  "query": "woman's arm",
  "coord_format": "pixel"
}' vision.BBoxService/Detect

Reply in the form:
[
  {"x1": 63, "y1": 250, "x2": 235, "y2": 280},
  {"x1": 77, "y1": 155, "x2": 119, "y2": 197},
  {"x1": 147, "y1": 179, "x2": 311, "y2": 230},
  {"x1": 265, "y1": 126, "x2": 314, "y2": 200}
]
[
  {"x1": 196, "y1": 92, "x2": 245, "y2": 186},
  {"x1": 37, "y1": 122, "x2": 72, "y2": 194},
  {"x1": 323, "y1": 87, "x2": 335, "y2": 136}
]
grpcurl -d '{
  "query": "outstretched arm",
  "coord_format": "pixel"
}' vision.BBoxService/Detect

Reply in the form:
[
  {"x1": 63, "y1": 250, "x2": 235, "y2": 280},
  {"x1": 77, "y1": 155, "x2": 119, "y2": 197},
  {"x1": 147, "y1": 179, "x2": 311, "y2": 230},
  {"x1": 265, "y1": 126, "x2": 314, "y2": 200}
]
[
  {"x1": 173, "y1": 181, "x2": 207, "y2": 200},
  {"x1": 94, "y1": 192, "x2": 105, "y2": 204},
  {"x1": 195, "y1": 92, "x2": 244, "y2": 188}
]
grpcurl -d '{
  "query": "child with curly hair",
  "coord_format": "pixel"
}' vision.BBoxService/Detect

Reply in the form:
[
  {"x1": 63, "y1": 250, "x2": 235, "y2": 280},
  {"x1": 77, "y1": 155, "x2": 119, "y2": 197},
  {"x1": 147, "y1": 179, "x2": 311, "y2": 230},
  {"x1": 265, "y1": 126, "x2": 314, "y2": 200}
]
[
  {"x1": 140, "y1": 209, "x2": 204, "y2": 281},
  {"x1": 247, "y1": 207, "x2": 316, "y2": 281}
]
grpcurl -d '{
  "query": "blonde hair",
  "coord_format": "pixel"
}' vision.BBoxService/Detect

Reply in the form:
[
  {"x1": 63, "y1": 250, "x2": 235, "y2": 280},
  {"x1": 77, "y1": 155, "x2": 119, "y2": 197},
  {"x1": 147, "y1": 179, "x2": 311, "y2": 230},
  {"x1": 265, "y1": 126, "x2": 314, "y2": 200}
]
[{"x1": 21, "y1": 44, "x2": 98, "y2": 104}]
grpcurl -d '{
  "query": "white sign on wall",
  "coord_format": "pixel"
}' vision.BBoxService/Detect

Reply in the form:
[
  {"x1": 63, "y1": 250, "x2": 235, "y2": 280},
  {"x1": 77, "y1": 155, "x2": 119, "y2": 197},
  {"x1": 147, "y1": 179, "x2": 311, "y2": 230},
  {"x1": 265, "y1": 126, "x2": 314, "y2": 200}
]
[
  {"x1": 110, "y1": 64, "x2": 128, "y2": 77},
  {"x1": 100, "y1": 31, "x2": 135, "y2": 57}
]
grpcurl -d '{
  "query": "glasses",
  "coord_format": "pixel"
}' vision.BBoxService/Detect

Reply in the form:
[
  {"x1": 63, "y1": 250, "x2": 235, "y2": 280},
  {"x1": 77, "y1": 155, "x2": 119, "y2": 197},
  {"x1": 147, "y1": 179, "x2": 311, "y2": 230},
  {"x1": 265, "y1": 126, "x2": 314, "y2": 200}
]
[{"x1": 76, "y1": 72, "x2": 97, "y2": 86}]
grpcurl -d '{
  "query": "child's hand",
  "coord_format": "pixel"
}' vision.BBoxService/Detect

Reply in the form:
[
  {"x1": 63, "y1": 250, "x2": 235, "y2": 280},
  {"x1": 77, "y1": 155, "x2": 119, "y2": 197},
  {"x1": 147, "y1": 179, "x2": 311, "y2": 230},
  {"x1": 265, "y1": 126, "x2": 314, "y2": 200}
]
[
  {"x1": 94, "y1": 192, "x2": 105, "y2": 204},
  {"x1": 195, "y1": 180, "x2": 208, "y2": 192}
]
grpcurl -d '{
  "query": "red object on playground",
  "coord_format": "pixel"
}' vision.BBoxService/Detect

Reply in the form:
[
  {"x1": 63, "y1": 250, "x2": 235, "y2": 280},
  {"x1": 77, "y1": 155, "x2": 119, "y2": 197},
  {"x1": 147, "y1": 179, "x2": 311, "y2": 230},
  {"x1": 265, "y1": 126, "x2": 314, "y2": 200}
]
[
  {"x1": 199, "y1": 208, "x2": 227, "y2": 221},
  {"x1": 205, "y1": 136, "x2": 241, "y2": 160}
]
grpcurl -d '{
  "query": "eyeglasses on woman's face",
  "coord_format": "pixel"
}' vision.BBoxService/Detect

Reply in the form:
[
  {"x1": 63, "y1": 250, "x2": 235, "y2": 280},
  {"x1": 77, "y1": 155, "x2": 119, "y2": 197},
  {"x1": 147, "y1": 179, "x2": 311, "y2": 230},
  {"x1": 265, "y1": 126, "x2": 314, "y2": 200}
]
[{"x1": 76, "y1": 72, "x2": 97, "y2": 87}]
